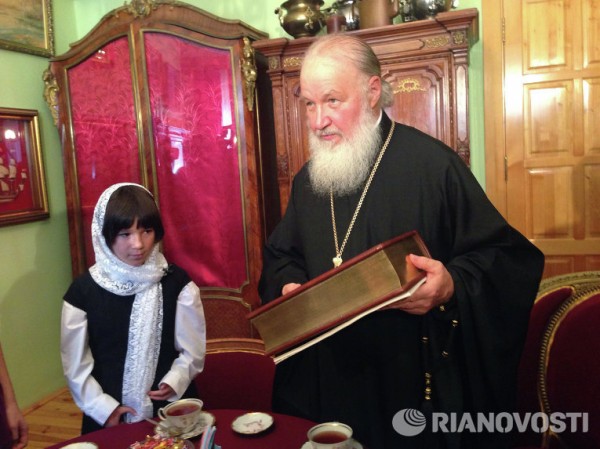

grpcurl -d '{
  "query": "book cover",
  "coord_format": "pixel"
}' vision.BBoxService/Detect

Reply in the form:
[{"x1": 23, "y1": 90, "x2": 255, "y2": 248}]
[{"x1": 248, "y1": 231, "x2": 430, "y2": 363}]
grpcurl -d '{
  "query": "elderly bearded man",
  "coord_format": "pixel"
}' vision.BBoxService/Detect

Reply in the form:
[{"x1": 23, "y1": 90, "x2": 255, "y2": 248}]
[{"x1": 258, "y1": 34, "x2": 544, "y2": 449}]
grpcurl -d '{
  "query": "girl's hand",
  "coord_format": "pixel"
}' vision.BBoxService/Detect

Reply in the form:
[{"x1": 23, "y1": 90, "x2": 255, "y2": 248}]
[
  {"x1": 148, "y1": 383, "x2": 176, "y2": 401},
  {"x1": 105, "y1": 405, "x2": 136, "y2": 427}
]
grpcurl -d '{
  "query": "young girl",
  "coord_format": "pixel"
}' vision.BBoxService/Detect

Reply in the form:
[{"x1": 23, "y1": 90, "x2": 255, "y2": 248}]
[{"x1": 61, "y1": 183, "x2": 206, "y2": 433}]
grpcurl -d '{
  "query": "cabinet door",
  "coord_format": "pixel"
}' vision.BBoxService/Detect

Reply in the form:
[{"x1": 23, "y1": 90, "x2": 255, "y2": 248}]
[
  {"x1": 384, "y1": 56, "x2": 452, "y2": 148},
  {"x1": 144, "y1": 32, "x2": 247, "y2": 291},
  {"x1": 283, "y1": 76, "x2": 310, "y2": 189},
  {"x1": 66, "y1": 36, "x2": 142, "y2": 268}
]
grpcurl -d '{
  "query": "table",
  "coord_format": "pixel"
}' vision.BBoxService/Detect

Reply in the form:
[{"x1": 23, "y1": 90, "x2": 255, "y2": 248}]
[{"x1": 45, "y1": 409, "x2": 316, "y2": 449}]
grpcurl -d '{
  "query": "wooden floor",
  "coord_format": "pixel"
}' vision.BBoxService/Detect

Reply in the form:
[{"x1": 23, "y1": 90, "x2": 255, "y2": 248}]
[{"x1": 24, "y1": 388, "x2": 82, "y2": 449}]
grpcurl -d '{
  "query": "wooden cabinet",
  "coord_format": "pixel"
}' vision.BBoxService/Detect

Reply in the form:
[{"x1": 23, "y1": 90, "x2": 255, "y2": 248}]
[
  {"x1": 253, "y1": 9, "x2": 479, "y2": 212},
  {"x1": 44, "y1": 1, "x2": 277, "y2": 338}
]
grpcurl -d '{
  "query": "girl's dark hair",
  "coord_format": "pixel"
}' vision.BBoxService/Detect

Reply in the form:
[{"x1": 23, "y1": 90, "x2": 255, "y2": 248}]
[{"x1": 102, "y1": 185, "x2": 164, "y2": 246}]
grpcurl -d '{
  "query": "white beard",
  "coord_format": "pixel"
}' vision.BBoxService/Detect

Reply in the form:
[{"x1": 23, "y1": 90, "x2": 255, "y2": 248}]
[{"x1": 308, "y1": 105, "x2": 382, "y2": 196}]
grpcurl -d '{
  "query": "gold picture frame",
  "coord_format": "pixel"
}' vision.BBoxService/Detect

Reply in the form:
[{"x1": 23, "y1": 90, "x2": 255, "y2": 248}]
[
  {"x1": 0, "y1": 0, "x2": 54, "y2": 57},
  {"x1": 0, "y1": 108, "x2": 49, "y2": 226}
]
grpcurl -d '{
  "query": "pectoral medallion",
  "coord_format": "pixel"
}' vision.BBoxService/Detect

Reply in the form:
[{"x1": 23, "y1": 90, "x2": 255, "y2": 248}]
[{"x1": 333, "y1": 256, "x2": 342, "y2": 268}]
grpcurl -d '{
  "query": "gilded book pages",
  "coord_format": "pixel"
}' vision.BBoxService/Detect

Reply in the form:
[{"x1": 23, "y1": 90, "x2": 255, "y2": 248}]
[{"x1": 249, "y1": 231, "x2": 430, "y2": 362}]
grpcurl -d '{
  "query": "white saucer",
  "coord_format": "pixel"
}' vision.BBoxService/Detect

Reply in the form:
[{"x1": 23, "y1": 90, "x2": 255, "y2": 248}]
[
  {"x1": 154, "y1": 411, "x2": 216, "y2": 439},
  {"x1": 61, "y1": 443, "x2": 98, "y2": 449},
  {"x1": 231, "y1": 412, "x2": 274, "y2": 435},
  {"x1": 301, "y1": 440, "x2": 362, "y2": 449}
]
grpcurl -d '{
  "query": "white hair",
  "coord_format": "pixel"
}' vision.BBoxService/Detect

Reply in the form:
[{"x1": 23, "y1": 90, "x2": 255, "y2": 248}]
[{"x1": 308, "y1": 93, "x2": 382, "y2": 196}]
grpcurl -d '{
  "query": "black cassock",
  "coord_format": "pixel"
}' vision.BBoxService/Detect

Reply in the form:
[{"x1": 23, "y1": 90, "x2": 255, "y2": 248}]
[{"x1": 259, "y1": 114, "x2": 544, "y2": 449}]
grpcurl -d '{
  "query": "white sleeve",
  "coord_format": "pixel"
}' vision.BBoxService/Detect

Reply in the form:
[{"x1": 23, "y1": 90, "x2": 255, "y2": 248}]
[
  {"x1": 60, "y1": 301, "x2": 119, "y2": 426},
  {"x1": 159, "y1": 281, "x2": 206, "y2": 399}
]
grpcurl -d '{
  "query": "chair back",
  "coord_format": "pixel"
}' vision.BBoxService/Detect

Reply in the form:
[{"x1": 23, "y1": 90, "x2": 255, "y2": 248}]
[
  {"x1": 194, "y1": 338, "x2": 275, "y2": 412},
  {"x1": 514, "y1": 271, "x2": 600, "y2": 448},
  {"x1": 515, "y1": 286, "x2": 574, "y2": 447},
  {"x1": 538, "y1": 284, "x2": 600, "y2": 449}
]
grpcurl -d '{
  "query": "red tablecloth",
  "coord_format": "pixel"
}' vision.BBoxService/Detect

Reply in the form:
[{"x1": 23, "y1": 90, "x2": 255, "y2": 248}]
[{"x1": 45, "y1": 409, "x2": 316, "y2": 449}]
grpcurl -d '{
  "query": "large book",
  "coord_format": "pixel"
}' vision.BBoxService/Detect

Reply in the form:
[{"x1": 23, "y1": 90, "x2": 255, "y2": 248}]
[{"x1": 248, "y1": 230, "x2": 430, "y2": 363}]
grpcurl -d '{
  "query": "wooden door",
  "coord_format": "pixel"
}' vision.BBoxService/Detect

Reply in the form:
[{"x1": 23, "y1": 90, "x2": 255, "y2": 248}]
[{"x1": 484, "y1": 0, "x2": 600, "y2": 278}]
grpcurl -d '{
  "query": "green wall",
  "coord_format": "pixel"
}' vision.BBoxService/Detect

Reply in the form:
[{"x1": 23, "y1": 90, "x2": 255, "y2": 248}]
[
  {"x1": 460, "y1": 0, "x2": 485, "y2": 185},
  {"x1": 0, "y1": 0, "x2": 483, "y2": 409},
  {"x1": 0, "y1": 2, "x2": 73, "y2": 407}
]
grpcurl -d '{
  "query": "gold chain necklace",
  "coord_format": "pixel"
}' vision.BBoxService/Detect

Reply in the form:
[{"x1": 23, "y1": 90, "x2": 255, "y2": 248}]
[{"x1": 330, "y1": 121, "x2": 395, "y2": 268}]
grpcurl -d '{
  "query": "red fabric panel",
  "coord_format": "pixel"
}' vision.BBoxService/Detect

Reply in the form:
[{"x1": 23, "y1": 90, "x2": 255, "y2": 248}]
[
  {"x1": 514, "y1": 287, "x2": 573, "y2": 448},
  {"x1": 144, "y1": 32, "x2": 246, "y2": 289},
  {"x1": 68, "y1": 37, "x2": 141, "y2": 267},
  {"x1": 545, "y1": 293, "x2": 600, "y2": 449},
  {"x1": 517, "y1": 286, "x2": 573, "y2": 406},
  {"x1": 194, "y1": 352, "x2": 275, "y2": 411},
  {"x1": 201, "y1": 299, "x2": 252, "y2": 339}
]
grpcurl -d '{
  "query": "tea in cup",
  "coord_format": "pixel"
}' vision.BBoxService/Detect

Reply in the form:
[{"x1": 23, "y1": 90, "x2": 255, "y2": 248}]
[
  {"x1": 157, "y1": 398, "x2": 203, "y2": 434},
  {"x1": 307, "y1": 422, "x2": 353, "y2": 449}
]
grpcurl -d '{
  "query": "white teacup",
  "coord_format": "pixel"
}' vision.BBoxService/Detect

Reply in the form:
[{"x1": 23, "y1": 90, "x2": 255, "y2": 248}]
[
  {"x1": 307, "y1": 422, "x2": 353, "y2": 449},
  {"x1": 157, "y1": 398, "x2": 204, "y2": 433}
]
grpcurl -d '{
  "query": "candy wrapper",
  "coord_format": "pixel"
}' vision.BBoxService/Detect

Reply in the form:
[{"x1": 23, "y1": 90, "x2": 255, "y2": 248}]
[{"x1": 129, "y1": 434, "x2": 190, "y2": 449}]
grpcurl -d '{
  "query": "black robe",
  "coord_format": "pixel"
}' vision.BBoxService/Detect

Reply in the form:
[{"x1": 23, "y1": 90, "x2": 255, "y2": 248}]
[{"x1": 259, "y1": 114, "x2": 545, "y2": 449}]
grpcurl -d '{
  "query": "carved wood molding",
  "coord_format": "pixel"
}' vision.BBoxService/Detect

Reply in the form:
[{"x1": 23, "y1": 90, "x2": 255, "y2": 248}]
[
  {"x1": 124, "y1": 0, "x2": 159, "y2": 17},
  {"x1": 42, "y1": 68, "x2": 59, "y2": 127},
  {"x1": 283, "y1": 57, "x2": 302, "y2": 68},
  {"x1": 242, "y1": 37, "x2": 258, "y2": 112},
  {"x1": 268, "y1": 56, "x2": 280, "y2": 70},
  {"x1": 393, "y1": 77, "x2": 428, "y2": 93}
]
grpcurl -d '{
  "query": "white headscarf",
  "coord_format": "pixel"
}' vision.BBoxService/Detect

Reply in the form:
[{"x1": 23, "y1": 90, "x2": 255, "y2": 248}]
[{"x1": 89, "y1": 183, "x2": 168, "y2": 422}]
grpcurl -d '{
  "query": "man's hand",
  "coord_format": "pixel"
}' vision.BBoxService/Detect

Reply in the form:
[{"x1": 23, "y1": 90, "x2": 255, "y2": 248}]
[
  {"x1": 389, "y1": 254, "x2": 454, "y2": 315},
  {"x1": 282, "y1": 283, "x2": 301, "y2": 295}
]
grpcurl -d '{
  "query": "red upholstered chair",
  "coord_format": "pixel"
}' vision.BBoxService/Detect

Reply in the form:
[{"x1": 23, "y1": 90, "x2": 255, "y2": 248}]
[
  {"x1": 513, "y1": 272, "x2": 600, "y2": 449},
  {"x1": 194, "y1": 338, "x2": 275, "y2": 412},
  {"x1": 537, "y1": 284, "x2": 600, "y2": 449},
  {"x1": 515, "y1": 287, "x2": 575, "y2": 447}
]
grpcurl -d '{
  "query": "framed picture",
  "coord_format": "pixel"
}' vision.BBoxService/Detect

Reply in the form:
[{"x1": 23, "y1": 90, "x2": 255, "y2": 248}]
[
  {"x1": 0, "y1": 108, "x2": 49, "y2": 226},
  {"x1": 0, "y1": 0, "x2": 54, "y2": 57}
]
